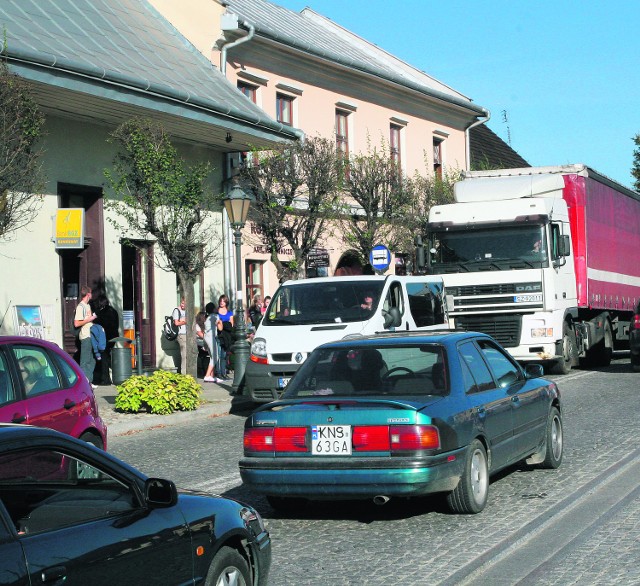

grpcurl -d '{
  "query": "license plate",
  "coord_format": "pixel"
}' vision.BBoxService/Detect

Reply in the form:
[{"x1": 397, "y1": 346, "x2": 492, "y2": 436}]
[
  {"x1": 311, "y1": 425, "x2": 352, "y2": 455},
  {"x1": 277, "y1": 377, "x2": 291, "y2": 389},
  {"x1": 514, "y1": 294, "x2": 542, "y2": 303}
]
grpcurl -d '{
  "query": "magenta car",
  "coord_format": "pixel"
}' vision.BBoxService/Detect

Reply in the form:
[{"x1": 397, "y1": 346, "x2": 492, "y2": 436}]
[{"x1": 0, "y1": 336, "x2": 107, "y2": 449}]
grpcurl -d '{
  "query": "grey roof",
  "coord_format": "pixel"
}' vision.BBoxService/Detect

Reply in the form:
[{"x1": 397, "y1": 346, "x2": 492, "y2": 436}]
[
  {"x1": 470, "y1": 125, "x2": 530, "y2": 170},
  {"x1": 0, "y1": 0, "x2": 301, "y2": 148},
  {"x1": 225, "y1": 0, "x2": 488, "y2": 117}
]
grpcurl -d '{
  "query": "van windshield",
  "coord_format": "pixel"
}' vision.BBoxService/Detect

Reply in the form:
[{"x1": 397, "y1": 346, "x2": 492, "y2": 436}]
[{"x1": 264, "y1": 281, "x2": 386, "y2": 325}]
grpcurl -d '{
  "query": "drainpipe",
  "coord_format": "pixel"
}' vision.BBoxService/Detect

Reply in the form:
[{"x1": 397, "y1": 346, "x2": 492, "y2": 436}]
[
  {"x1": 465, "y1": 108, "x2": 491, "y2": 171},
  {"x1": 219, "y1": 13, "x2": 255, "y2": 76},
  {"x1": 218, "y1": 13, "x2": 255, "y2": 300}
]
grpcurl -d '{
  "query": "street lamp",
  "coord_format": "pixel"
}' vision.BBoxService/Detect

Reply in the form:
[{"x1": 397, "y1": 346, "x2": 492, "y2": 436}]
[{"x1": 223, "y1": 182, "x2": 253, "y2": 391}]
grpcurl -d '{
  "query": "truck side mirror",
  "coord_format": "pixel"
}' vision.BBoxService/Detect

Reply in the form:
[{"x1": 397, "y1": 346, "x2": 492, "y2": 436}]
[{"x1": 558, "y1": 235, "x2": 571, "y2": 257}]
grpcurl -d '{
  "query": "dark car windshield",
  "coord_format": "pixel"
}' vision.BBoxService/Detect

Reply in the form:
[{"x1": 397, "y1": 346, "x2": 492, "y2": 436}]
[
  {"x1": 283, "y1": 343, "x2": 448, "y2": 398},
  {"x1": 429, "y1": 224, "x2": 549, "y2": 273},
  {"x1": 263, "y1": 281, "x2": 386, "y2": 325}
]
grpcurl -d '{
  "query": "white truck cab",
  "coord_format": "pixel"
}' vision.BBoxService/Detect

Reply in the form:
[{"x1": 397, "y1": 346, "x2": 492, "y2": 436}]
[{"x1": 244, "y1": 275, "x2": 449, "y2": 402}]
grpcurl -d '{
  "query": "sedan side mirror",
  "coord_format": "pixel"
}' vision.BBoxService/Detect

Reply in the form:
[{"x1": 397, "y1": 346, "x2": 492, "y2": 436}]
[
  {"x1": 145, "y1": 478, "x2": 178, "y2": 508},
  {"x1": 525, "y1": 364, "x2": 545, "y2": 379}
]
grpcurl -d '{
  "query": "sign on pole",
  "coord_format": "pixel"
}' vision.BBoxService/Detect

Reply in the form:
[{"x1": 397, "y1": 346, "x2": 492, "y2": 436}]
[{"x1": 369, "y1": 244, "x2": 391, "y2": 272}]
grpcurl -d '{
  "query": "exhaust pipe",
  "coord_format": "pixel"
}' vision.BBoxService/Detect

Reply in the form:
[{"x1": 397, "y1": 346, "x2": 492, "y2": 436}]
[{"x1": 373, "y1": 495, "x2": 390, "y2": 506}]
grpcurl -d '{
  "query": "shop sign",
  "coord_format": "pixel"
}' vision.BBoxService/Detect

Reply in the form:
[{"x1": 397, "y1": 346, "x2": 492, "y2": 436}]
[{"x1": 54, "y1": 208, "x2": 85, "y2": 248}]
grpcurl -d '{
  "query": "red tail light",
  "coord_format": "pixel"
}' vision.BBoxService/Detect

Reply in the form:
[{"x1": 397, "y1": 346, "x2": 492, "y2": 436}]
[
  {"x1": 353, "y1": 425, "x2": 440, "y2": 452},
  {"x1": 244, "y1": 428, "x2": 274, "y2": 453},
  {"x1": 389, "y1": 425, "x2": 440, "y2": 451},
  {"x1": 244, "y1": 427, "x2": 307, "y2": 453},
  {"x1": 250, "y1": 354, "x2": 268, "y2": 365},
  {"x1": 632, "y1": 314, "x2": 640, "y2": 330},
  {"x1": 353, "y1": 426, "x2": 390, "y2": 451}
]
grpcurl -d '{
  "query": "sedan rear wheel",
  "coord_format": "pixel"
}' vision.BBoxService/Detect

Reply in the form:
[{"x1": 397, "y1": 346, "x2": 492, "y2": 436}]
[
  {"x1": 447, "y1": 439, "x2": 489, "y2": 514},
  {"x1": 205, "y1": 546, "x2": 250, "y2": 586},
  {"x1": 541, "y1": 407, "x2": 563, "y2": 469}
]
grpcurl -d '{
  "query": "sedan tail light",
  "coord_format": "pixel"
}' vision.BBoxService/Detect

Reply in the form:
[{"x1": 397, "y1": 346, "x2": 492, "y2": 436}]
[
  {"x1": 244, "y1": 424, "x2": 440, "y2": 455},
  {"x1": 244, "y1": 427, "x2": 307, "y2": 453},
  {"x1": 632, "y1": 314, "x2": 640, "y2": 330}
]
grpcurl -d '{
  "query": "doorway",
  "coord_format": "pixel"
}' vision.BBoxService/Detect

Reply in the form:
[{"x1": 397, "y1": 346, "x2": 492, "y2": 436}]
[
  {"x1": 58, "y1": 184, "x2": 105, "y2": 357},
  {"x1": 121, "y1": 241, "x2": 156, "y2": 369}
]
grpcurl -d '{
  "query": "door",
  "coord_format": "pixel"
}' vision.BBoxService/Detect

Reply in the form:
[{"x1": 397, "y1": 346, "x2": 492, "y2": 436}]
[
  {"x1": 58, "y1": 185, "x2": 105, "y2": 357},
  {"x1": 122, "y1": 242, "x2": 155, "y2": 368}
]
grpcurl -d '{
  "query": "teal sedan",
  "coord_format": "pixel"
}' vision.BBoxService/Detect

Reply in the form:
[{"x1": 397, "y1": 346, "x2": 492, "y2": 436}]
[{"x1": 239, "y1": 330, "x2": 562, "y2": 514}]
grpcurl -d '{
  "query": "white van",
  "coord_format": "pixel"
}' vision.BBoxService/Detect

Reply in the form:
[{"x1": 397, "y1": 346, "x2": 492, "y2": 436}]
[{"x1": 244, "y1": 275, "x2": 449, "y2": 402}]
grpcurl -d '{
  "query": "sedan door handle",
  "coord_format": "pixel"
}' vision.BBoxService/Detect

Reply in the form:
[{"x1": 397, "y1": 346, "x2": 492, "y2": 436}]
[
  {"x1": 11, "y1": 413, "x2": 26, "y2": 424},
  {"x1": 41, "y1": 565, "x2": 67, "y2": 584},
  {"x1": 63, "y1": 399, "x2": 76, "y2": 410}
]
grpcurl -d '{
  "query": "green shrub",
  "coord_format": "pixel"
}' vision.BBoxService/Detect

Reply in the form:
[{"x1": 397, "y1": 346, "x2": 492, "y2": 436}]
[{"x1": 115, "y1": 370, "x2": 202, "y2": 415}]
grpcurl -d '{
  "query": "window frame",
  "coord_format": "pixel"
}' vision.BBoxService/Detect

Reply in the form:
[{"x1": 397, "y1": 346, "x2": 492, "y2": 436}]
[{"x1": 276, "y1": 93, "x2": 294, "y2": 126}]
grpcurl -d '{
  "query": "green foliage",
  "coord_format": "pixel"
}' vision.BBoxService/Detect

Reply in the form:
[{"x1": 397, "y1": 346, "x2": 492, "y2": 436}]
[
  {"x1": 632, "y1": 134, "x2": 640, "y2": 192},
  {"x1": 105, "y1": 118, "x2": 222, "y2": 376},
  {"x1": 0, "y1": 58, "x2": 45, "y2": 241},
  {"x1": 114, "y1": 370, "x2": 202, "y2": 415}
]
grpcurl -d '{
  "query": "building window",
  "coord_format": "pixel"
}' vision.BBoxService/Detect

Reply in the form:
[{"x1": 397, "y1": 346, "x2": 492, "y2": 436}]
[
  {"x1": 390, "y1": 124, "x2": 402, "y2": 167},
  {"x1": 335, "y1": 110, "x2": 349, "y2": 158},
  {"x1": 433, "y1": 138, "x2": 443, "y2": 180},
  {"x1": 246, "y1": 260, "x2": 264, "y2": 305},
  {"x1": 237, "y1": 82, "x2": 257, "y2": 103},
  {"x1": 276, "y1": 93, "x2": 294, "y2": 126}
]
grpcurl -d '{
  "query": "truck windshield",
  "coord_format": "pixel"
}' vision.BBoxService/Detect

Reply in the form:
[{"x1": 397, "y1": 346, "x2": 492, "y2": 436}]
[
  {"x1": 263, "y1": 280, "x2": 386, "y2": 325},
  {"x1": 429, "y1": 225, "x2": 548, "y2": 273}
]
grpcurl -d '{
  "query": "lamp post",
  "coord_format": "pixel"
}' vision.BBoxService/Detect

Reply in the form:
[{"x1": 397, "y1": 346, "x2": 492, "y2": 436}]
[{"x1": 223, "y1": 183, "x2": 253, "y2": 391}]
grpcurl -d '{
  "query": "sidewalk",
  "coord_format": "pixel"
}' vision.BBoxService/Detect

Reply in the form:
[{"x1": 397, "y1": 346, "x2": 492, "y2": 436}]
[{"x1": 94, "y1": 380, "x2": 255, "y2": 438}]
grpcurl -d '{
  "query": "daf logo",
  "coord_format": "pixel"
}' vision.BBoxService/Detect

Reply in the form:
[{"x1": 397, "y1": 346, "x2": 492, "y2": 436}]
[
  {"x1": 515, "y1": 283, "x2": 542, "y2": 293},
  {"x1": 294, "y1": 352, "x2": 304, "y2": 364}
]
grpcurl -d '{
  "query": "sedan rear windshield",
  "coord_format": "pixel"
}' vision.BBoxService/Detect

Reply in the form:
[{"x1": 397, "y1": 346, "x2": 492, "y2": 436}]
[{"x1": 283, "y1": 344, "x2": 448, "y2": 398}]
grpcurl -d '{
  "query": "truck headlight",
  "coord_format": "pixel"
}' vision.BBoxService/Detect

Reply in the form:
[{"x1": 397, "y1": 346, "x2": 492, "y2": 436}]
[{"x1": 531, "y1": 328, "x2": 553, "y2": 338}]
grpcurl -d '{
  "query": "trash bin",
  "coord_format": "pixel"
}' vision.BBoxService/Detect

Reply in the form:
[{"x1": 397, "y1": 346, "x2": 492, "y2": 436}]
[{"x1": 111, "y1": 337, "x2": 133, "y2": 385}]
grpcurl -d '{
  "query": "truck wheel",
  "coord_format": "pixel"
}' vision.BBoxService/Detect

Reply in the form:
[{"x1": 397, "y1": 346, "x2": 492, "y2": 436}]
[
  {"x1": 550, "y1": 323, "x2": 575, "y2": 375},
  {"x1": 582, "y1": 320, "x2": 613, "y2": 368}
]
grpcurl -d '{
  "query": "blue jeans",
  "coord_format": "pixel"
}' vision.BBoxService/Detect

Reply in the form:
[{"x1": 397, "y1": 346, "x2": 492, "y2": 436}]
[
  {"x1": 80, "y1": 337, "x2": 96, "y2": 383},
  {"x1": 216, "y1": 339, "x2": 227, "y2": 378}
]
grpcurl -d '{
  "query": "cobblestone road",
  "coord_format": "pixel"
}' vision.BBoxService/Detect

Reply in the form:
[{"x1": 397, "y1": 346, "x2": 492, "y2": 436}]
[{"x1": 109, "y1": 358, "x2": 639, "y2": 585}]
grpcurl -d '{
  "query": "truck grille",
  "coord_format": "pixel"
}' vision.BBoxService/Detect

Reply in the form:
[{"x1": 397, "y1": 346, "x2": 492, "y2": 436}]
[
  {"x1": 449, "y1": 284, "x2": 518, "y2": 296},
  {"x1": 455, "y1": 315, "x2": 522, "y2": 348}
]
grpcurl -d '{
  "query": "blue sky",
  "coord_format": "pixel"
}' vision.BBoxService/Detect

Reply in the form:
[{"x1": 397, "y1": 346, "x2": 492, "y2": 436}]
[{"x1": 276, "y1": 0, "x2": 640, "y2": 189}]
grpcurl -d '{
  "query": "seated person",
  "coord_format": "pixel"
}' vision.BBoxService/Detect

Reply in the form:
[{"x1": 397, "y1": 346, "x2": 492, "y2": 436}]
[
  {"x1": 355, "y1": 348, "x2": 386, "y2": 392},
  {"x1": 18, "y1": 356, "x2": 45, "y2": 395},
  {"x1": 360, "y1": 292, "x2": 375, "y2": 312}
]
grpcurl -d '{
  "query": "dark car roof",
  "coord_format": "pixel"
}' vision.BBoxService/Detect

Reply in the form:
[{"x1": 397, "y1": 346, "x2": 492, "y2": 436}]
[{"x1": 316, "y1": 329, "x2": 489, "y2": 351}]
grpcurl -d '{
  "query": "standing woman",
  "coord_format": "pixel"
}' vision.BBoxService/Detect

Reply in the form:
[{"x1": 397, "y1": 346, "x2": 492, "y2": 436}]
[
  {"x1": 216, "y1": 294, "x2": 234, "y2": 381},
  {"x1": 203, "y1": 302, "x2": 221, "y2": 383}
]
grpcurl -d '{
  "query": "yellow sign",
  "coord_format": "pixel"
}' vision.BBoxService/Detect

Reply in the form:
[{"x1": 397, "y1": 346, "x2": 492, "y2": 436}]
[{"x1": 55, "y1": 208, "x2": 85, "y2": 248}]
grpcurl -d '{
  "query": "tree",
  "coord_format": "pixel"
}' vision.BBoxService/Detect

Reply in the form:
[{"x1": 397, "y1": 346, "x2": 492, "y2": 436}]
[
  {"x1": 394, "y1": 168, "x2": 461, "y2": 272},
  {"x1": 105, "y1": 118, "x2": 221, "y2": 377},
  {"x1": 239, "y1": 136, "x2": 344, "y2": 281},
  {"x1": 0, "y1": 59, "x2": 45, "y2": 242},
  {"x1": 338, "y1": 143, "x2": 416, "y2": 268},
  {"x1": 632, "y1": 134, "x2": 640, "y2": 192}
]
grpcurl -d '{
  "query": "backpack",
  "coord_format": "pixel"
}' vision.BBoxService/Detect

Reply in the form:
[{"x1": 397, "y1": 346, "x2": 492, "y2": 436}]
[{"x1": 162, "y1": 308, "x2": 180, "y2": 341}]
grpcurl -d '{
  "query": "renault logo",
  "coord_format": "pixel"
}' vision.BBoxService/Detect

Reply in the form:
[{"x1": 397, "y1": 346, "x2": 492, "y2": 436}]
[{"x1": 294, "y1": 352, "x2": 303, "y2": 364}]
